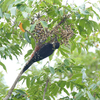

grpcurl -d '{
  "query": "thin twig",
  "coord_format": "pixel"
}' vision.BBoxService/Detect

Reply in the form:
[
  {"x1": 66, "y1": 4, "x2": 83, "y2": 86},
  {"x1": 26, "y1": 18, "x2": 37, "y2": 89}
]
[{"x1": 43, "y1": 79, "x2": 49, "y2": 100}]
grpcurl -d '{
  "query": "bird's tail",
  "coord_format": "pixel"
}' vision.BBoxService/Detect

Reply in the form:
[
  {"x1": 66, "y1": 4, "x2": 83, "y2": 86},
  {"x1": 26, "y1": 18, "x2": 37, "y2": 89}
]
[{"x1": 22, "y1": 58, "x2": 35, "y2": 73}]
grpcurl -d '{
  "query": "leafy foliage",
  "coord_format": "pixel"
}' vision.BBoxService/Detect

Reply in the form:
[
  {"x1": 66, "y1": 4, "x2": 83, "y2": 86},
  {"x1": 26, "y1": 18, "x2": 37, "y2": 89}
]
[
  {"x1": 0, "y1": 0, "x2": 100, "y2": 100},
  {"x1": 0, "y1": 72, "x2": 8, "y2": 99}
]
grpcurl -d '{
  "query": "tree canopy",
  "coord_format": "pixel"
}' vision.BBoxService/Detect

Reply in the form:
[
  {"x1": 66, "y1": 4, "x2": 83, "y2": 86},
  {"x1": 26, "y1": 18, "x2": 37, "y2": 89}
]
[{"x1": 0, "y1": 0, "x2": 100, "y2": 100}]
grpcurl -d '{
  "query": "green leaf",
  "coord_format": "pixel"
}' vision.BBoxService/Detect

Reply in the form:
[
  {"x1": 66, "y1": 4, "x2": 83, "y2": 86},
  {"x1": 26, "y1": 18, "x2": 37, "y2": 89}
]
[
  {"x1": 58, "y1": 81, "x2": 66, "y2": 88},
  {"x1": 60, "y1": 46, "x2": 70, "y2": 53},
  {"x1": 0, "y1": 47, "x2": 5, "y2": 51},
  {"x1": 85, "y1": 20, "x2": 93, "y2": 34},
  {"x1": 89, "y1": 84, "x2": 97, "y2": 90},
  {"x1": 75, "y1": 12, "x2": 81, "y2": 19},
  {"x1": 10, "y1": 7, "x2": 16, "y2": 16},
  {"x1": 71, "y1": 41, "x2": 76, "y2": 52},
  {"x1": 26, "y1": 77, "x2": 30, "y2": 88},
  {"x1": 23, "y1": 20, "x2": 30, "y2": 29},
  {"x1": 30, "y1": 22, "x2": 37, "y2": 32},
  {"x1": 70, "y1": 82, "x2": 73, "y2": 91},
  {"x1": 63, "y1": 88, "x2": 69, "y2": 95},
  {"x1": 31, "y1": 38, "x2": 35, "y2": 49},
  {"x1": 81, "y1": 10, "x2": 90, "y2": 15},
  {"x1": 22, "y1": 12, "x2": 28, "y2": 18},
  {"x1": 0, "y1": 8, "x2": 3, "y2": 17},
  {"x1": 59, "y1": 48, "x2": 68, "y2": 57},
  {"x1": 13, "y1": 0, "x2": 24, "y2": 5},
  {"x1": 53, "y1": 0, "x2": 61, "y2": 6},
  {"x1": 0, "y1": 22, "x2": 3, "y2": 28},
  {"x1": 74, "y1": 91, "x2": 83, "y2": 100},
  {"x1": 24, "y1": 49, "x2": 33, "y2": 58},
  {"x1": 77, "y1": 25, "x2": 87, "y2": 37},
  {"x1": 24, "y1": 32, "x2": 31, "y2": 43},
  {"x1": 17, "y1": 16, "x2": 23, "y2": 21},
  {"x1": 66, "y1": 82, "x2": 70, "y2": 88},
  {"x1": 40, "y1": 21, "x2": 48, "y2": 28},
  {"x1": 90, "y1": 20, "x2": 100, "y2": 31},
  {"x1": 49, "y1": 66, "x2": 55, "y2": 74},
  {"x1": 97, "y1": 81, "x2": 100, "y2": 86},
  {"x1": 51, "y1": 84, "x2": 59, "y2": 95},
  {"x1": 4, "y1": 13, "x2": 10, "y2": 19},
  {"x1": 79, "y1": 19, "x2": 85, "y2": 28},
  {"x1": 71, "y1": 73, "x2": 82, "y2": 79},
  {"x1": 45, "y1": 0, "x2": 53, "y2": 4},
  {"x1": 1, "y1": 0, "x2": 15, "y2": 12},
  {"x1": 28, "y1": 1, "x2": 33, "y2": 6},
  {"x1": 60, "y1": 81, "x2": 66, "y2": 88},
  {"x1": 0, "y1": 0, "x2": 3, "y2": 4},
  {"x1": 25, "y1": 7, "x2": 33, "y2": 14},
  {"x1": 60, "y1": 10, "x2": 63, "y2": 16},
  {"x1": 16, "y1": 4, "x2": 26, "y2": 11},
  {"x1": 72, "y1": 65, "x2": 83, "y2": 71},
  {"x1": 31, "y1": 76, "x2": 38, "y2": 86},
  {"x1": 77, "y1": 43, "x2": 81, "y2": 54},
  {"x1": 87, "y1": 91, "x2": 96, "y2": 100},
  {"x1": 16, "y1": 89, "x2": 26, "y2": 95},
  {"x1": 64, "y1": 59, "x2": 70, "y2": 66},
  {"x1": 79, "y1": 4, "x2": 85, "y2": 10},
  {"x1": 92, "y1": 8, "x2": 100, "y2": 20},
  {"x1": 49, "y1": 53, "x2": 54, "y2": 61},
  {"x1": 0, "y1": 61, "x2": 7, "y2": 72},
  {"x1": 67, "y1": 67, "x2": 72, "y2": 73},
  {"x1": 9, "y1": 55, "x2": 12, "y2": 60}
]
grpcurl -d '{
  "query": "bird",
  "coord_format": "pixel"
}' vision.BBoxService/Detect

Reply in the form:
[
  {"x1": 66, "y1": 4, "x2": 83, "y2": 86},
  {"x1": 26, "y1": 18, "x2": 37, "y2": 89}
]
[
  {"x1": 22, "y1": 38, "x2": 60, "y2": 73},
  {"x1": 18, "y1": 22, "x2": 60, "y2": 73}
]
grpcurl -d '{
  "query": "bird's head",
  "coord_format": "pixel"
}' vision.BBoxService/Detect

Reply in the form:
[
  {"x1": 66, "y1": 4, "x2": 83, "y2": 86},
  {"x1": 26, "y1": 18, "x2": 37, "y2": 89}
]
[
  {"x1": 53, "y1": 36, "x2": 60, "y2": 49},
  {"x1": 54, "y1": 42, "x2": 60, "y2": 49}
]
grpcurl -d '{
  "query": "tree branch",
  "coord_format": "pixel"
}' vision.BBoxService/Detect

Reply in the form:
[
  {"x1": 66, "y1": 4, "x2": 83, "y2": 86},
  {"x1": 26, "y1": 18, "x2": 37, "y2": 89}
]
[
  {"x1": 3, "y1": 69, "x2": 23, "y2": 100},
  {"x1": 3, "y1": 62, "x2": 29, "y2": 100},
  {"x1": 43, "y1": 79, "x2": 49, "y2": 100}
]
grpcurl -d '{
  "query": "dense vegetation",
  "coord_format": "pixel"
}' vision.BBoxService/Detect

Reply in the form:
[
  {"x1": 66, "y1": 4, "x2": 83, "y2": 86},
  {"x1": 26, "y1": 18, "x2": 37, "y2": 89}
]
[{"x1": 0, "y1": 0, "x2": 100, "y2": 99}]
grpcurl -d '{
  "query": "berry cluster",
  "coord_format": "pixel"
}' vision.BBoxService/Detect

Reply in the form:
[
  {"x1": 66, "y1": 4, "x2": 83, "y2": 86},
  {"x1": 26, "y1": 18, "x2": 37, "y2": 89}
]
[{"x1": 31, "y1": 15, "x2": 74, "y2": 45}]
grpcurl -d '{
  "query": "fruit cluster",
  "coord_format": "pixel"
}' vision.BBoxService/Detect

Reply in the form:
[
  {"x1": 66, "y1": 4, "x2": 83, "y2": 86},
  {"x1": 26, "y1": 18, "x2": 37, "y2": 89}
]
[{"x1": 31, "y1": 15, "x2": 74, "y2": 44}]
